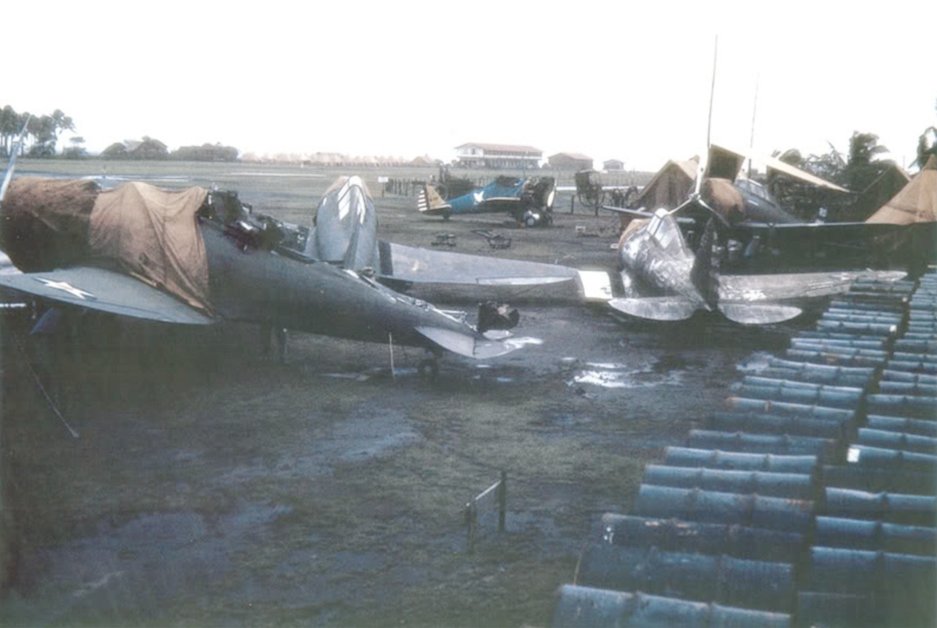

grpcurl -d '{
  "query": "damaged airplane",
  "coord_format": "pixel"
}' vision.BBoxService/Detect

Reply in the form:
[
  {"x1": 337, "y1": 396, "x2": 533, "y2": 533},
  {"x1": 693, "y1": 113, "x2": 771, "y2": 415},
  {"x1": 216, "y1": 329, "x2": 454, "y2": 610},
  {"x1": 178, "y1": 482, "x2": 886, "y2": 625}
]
[{"x1": 0, "y1": 176, "x2": 538, "y2": 368}]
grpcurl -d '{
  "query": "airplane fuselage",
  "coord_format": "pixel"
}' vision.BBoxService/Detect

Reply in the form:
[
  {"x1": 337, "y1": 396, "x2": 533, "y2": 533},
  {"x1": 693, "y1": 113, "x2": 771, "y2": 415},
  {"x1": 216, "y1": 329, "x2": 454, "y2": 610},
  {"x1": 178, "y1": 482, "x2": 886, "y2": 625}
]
[
  {"x1": 618, "y1": 213, "x2": 709, "y2": 310},
  {"x1": 202, "y1": 220, "x2": 477, "y2": 351}
]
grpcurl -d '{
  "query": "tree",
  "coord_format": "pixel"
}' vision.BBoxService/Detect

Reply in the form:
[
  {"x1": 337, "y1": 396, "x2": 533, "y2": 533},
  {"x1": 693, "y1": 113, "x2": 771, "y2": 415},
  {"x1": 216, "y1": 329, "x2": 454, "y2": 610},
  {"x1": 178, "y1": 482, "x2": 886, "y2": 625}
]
[
  {"x1": 0, "y1": 105, "x2": 18, "y2": 157},
  {"x1": 63, "y1": 136, "x2": 87, "y2": 159},
  {"x1": 26, "y1": 115, "x2": 57, "y2": 157},
  {"x1": 915, "y1": 99, "x2": 937, "y2": 168}
]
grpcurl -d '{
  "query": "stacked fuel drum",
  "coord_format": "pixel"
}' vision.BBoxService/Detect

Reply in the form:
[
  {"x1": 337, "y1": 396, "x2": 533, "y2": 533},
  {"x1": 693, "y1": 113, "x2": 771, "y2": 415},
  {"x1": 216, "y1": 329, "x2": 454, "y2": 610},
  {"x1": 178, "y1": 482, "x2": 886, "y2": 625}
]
[{"x1": 553, "y1": 273, "x2": 937, "y2": 627}]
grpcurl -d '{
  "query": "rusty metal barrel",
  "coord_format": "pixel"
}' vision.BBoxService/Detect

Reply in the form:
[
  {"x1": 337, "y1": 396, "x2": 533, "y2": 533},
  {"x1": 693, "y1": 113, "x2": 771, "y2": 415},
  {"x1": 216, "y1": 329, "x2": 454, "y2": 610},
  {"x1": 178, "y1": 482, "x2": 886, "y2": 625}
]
[
  {"x1": 783, "y1": 348, "x2": 887, "y2": 368},
  {"x1": 866, "y1": 394, "x2": 937, "y2": 419},
  {"x1": 877, "y1": 380, "x2": 937, "y2": 396},
  {"x1": 663, "y1": 447, "x2": 817, "y2": 474},
  {"x1": 867, "y1": 415, "x2": 937, "y2": 438},
  {"x1": 823, "y1": 487, "x2": 937, "y2": 525},
  {"x1": 840, "y1": 444, "x2": 937, "y2": 473},
  {"x1": 642, "y1": 465, "x2": 816, "y2": 500},
  {"x1": 822, "y1": 463, "x2": 937, "y2": 495},
  {"x1": 687, "y1": 429, "x2": 836, "y2": 459},
  {"x1": 815, "y1": 320, "x2": 898, "y2": 337},
  {"x1": 551, "y1": 585, "x2": 792, "y2": 628},
  {"x1": 891, "y1": 351, "x2": 937, "y2": 366},
  {"x1": 724, "y1": 397, "x2": 856, "y2": 423},
  {"x1": 880, "y1": 369, "x2": 937, "y2": 385},
  {"x1": 734, "y1": 378, "x2": 864, "y2": 409},
  {"x1": 828, "y1": 298, "x2": 905, "y2": 312},
  {"x1": 632, "y1": 485, "x2": 813, "y2": 534},
  {"x1": 575, "y1": 544, "x2": 794, "y2": 612},
  {"x1": 814, "y1": 516, "x2": 937, "y2": 556},
  {"x1": 795, "y1": 591, "x2": 880, "y2": 628},
  {"x1": 760, "y1": 359, "x2": 876, "y2": 389},
  {"x1": 857, "y1": 428, "x2": 937, "y2": 454},
  {"x1": 599, "y1": 514, "x2": 804, "y2": 563},
  {"x1": 789, "y1": 336, "x2": 888, "y2": 352},
  {"x1": 820, "y1": 311, "x2": 904, "y2": 326},
  {"x1": 885, "y1": 357, "x2": 937, "y2": 374},
  {"x1": 707, "y1": 411, "x2": 848, "y2": 440},
  {"x1": 894, "y1": 338, "x2": 937, "y2": 354},
  {"x1": 803, "y1": 547, "x2": 936, "y2": 626}
]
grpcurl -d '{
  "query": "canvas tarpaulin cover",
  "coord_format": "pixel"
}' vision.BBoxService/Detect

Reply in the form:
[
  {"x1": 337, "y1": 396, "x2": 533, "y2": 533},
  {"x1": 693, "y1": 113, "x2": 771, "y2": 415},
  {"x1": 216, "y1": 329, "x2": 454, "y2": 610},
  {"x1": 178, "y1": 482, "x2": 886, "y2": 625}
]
[
  {"x1": 1, "y1": 178, "x2": 211, "y2": 313},
  {"x1": 1, "y1": 177, "x2": 99, "y2": 270},
  {"x1": 89, "y1": 182, "x2": 210, "y2": 312},
  {"x1": 866, "y1": 155, "x2": 937, "y2": 225}
]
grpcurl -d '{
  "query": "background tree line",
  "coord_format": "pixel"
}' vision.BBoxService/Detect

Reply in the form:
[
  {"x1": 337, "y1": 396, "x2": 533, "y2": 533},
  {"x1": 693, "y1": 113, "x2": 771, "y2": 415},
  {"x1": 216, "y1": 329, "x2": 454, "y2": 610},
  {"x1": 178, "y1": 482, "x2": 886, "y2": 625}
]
[
  {"x1": 0, "y1": 105, "x2": 77, "y2": 158},
  {"x1": 1, "y1": 104, "x2": 239, "y2": 162}
]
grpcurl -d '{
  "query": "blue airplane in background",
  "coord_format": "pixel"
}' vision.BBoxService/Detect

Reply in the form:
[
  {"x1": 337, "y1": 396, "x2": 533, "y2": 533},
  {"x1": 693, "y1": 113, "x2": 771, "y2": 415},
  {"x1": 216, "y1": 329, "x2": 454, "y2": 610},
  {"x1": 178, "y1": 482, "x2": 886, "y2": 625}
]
[{"x1": 417, "y1": 175, "x2": 556, "y2": 227}]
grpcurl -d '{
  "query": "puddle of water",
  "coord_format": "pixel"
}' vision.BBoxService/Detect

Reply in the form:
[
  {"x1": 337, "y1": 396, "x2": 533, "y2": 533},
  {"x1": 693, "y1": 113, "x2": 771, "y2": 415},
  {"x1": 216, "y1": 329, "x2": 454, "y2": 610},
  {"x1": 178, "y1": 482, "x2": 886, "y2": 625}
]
[
  {"x1": 568, "y1": 361, "x2": 685, "y2": 389},
  {"x1": 736, "y1": 351, "x2": 775, "y2": 374}
]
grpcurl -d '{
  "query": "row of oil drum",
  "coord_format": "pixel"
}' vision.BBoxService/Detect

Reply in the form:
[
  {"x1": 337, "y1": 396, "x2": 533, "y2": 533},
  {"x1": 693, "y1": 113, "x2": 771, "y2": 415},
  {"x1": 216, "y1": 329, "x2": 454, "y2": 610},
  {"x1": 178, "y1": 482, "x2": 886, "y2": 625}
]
[{"x1": 554, "y1": 273, "x2": 937, "y2": 627}]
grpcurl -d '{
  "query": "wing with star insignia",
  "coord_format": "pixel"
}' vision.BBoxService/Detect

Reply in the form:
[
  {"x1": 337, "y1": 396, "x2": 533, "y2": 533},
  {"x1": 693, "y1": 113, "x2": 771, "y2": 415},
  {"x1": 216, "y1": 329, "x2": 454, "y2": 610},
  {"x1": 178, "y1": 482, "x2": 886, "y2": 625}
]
[{"x1": 0, "y1": 266, "x2": 214, "y2": 325}]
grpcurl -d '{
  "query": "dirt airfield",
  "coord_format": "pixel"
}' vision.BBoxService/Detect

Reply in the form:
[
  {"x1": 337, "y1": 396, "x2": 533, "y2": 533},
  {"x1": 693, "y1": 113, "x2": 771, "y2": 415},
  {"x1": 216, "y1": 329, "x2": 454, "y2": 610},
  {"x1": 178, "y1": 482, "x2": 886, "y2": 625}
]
[{"x1": 2, "y1": 161, "x2": 799, "y2": 626}]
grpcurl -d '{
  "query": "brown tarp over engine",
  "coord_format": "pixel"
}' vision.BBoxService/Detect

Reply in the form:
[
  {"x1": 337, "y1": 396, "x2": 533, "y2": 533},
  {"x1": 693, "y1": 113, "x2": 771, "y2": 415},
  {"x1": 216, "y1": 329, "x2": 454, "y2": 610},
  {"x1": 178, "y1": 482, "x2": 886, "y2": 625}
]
[
  {"x1": 89, "y1": 182, "x2": 210, "y2": 312},
  {"x1": 1, "y1": 178, "x2": 211, "y2": 313},
  {"x1": 1, "y1": 177, "x2": 98, "y2": 270},
  {"x1": 866, "y1": 155, "x2": 937, "y2": 225}
]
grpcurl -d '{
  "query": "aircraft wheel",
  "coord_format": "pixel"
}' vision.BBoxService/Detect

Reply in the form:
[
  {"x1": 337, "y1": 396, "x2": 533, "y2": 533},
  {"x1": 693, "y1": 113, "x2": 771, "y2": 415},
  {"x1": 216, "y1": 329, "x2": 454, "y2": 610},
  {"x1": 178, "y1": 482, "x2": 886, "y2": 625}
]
[
  {"x1": 442, "y1": 209, "x2": 451, "y2": 221},
  {"x1": 524, "y1": 213, "x2": 539, "y2": 228}
]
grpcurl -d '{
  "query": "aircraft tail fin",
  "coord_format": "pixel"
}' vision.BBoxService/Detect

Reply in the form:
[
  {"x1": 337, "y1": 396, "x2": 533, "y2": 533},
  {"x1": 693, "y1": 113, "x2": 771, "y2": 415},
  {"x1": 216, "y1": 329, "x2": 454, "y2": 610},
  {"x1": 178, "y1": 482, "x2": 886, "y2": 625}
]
[
  {"x1": 417, "y1": 184, "x2": 452, "y2": 216},
  {"x1": 718, "y1": 302, "x2": 802, "y2": 325},
  {"x1": 690, "y1": 218, "x2": 719, "y2": 309}
]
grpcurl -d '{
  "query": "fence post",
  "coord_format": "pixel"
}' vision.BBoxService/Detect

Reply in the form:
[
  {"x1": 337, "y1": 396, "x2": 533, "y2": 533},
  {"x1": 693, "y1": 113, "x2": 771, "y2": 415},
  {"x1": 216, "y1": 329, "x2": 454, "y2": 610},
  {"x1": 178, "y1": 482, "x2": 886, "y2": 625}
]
[
  {"x1": 498, "y1": 470, "x2": 507, "y2": 532},
  {"x1": 465, "y1": 501, "x2": 477, "y2": 554}
]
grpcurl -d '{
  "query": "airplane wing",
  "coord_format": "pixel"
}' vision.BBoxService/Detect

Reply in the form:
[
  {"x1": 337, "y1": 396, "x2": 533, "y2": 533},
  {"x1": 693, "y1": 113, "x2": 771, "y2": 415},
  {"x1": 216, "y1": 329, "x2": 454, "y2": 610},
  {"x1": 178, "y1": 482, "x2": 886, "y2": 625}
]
[
  {"x1": 377, "y1": 241, "x2": 580, "y2": 288},
  {"x1": 608, "y1": 296, "x2": 698, "y2": 321},
  {"x1": 0, "y1": 266, "x2": 215, "y2": 325},
  {"x1": 719, "y1": 269, "x2": 907, "y2": 302}
]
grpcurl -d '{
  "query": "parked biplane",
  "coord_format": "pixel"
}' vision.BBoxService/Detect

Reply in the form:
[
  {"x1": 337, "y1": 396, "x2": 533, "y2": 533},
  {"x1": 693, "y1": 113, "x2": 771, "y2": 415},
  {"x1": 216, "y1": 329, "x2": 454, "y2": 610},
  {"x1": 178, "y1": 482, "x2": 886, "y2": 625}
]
[{"x1": 417, "y1": 175, "x2": 556, "y2": 226}]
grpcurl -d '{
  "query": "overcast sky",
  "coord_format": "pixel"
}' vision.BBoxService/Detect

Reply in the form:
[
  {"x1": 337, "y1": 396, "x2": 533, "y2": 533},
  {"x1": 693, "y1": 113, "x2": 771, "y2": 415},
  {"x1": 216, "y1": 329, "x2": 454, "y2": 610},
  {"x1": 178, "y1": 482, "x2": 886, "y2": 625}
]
[{"x1": 8, "y1": 1, "x2": 935, "y2": 170}]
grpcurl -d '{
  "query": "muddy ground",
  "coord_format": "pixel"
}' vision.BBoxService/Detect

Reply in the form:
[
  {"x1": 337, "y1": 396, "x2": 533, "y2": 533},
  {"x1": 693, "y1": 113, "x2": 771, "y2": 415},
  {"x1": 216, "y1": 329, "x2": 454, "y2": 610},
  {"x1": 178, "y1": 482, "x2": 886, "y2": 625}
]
[{"x1": 1, "y1": 162, "x2": 798, "y2": 626}]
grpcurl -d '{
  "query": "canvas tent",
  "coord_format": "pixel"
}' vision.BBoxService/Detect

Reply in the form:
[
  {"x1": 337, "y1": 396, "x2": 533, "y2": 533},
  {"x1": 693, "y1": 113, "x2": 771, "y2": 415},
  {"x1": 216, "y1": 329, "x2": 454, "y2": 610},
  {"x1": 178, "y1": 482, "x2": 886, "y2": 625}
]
[
  {"x1": 2, "y1": 178, "x2": 211, "y2": 312},
  {"x1": 866, "y1": 155, "x2": 937, "y2": 225},
  {"x1": 633, "y1": 158, "x2": 698, "y2": 211}
]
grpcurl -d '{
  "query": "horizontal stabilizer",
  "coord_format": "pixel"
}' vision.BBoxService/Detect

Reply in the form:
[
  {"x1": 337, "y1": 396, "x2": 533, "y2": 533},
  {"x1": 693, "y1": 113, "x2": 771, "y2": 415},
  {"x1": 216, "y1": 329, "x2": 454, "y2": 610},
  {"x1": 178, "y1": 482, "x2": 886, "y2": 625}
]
[
  {"x1": 577, "y1": 270, "x2": 614, "y2": 301},
  {"x1": 608, "y1": 296, "x2": 698, "y2": 321},
  {"x1": 380, "y1": 241, "x2": 579, "y2": 288},
  {"x1": 718, "y1": 302, "x2": 802, "y2": 325},
  {"x1": 0, "y1": 266, "x2": 214, "y2": 325},
  {"x1": 416, "y1": 184, "x2": 451, "y2": 216},
  {"x1": 415, "y1": 326, "x2": 520, "y2": 359}
]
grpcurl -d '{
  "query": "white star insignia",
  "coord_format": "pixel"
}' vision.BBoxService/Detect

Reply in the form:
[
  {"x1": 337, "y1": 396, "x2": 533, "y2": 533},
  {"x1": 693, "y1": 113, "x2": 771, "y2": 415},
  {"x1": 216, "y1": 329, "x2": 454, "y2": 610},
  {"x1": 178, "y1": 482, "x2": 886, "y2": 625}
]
[{"x1": 36, "y1": 278, "x2": 96, "y2": 300}]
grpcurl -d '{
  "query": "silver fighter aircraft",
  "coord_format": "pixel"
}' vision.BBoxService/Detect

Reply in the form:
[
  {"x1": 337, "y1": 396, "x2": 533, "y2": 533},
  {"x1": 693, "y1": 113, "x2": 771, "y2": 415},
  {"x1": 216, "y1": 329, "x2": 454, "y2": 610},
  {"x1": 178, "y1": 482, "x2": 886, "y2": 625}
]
[{"x1": 608, "y1": 207, "x2": 905, "y2": 325}]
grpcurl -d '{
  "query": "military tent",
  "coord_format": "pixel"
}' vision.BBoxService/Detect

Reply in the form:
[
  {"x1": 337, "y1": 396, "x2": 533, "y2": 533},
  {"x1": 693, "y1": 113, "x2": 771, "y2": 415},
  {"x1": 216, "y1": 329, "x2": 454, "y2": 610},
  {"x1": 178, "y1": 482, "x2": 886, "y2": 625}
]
[{"x1": 866, "y1": 155, "x2": 937, "y2": 225}]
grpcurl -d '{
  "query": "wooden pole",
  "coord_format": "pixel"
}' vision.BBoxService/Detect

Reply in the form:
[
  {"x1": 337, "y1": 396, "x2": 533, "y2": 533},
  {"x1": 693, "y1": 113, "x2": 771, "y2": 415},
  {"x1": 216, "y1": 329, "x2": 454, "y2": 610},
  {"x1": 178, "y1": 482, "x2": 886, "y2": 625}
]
[{"x1": 498, "y1": 470, "x2": 507, "y2": 532}]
